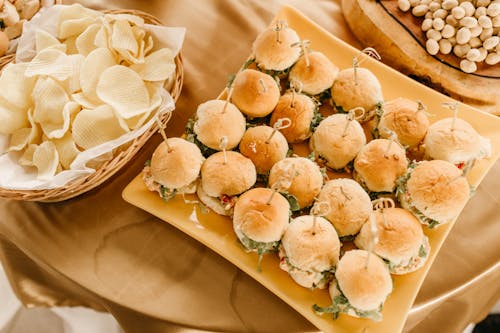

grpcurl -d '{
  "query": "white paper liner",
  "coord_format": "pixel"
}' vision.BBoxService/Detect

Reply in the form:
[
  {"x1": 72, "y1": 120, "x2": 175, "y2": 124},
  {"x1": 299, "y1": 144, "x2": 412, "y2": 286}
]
[{"x1": 0, "y1": 5, "x2": 185, "y2": 190}]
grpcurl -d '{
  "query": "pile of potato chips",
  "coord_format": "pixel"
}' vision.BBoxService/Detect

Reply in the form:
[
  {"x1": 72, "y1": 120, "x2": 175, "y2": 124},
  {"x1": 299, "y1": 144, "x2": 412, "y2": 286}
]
[{"x1": 0, "y1": 4, "x2": 176, "y2": 181}]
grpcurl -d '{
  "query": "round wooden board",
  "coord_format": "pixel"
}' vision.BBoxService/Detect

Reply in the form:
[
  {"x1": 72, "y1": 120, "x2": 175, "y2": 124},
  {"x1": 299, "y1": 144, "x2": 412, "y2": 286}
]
[{"x1": 342, "y1": 0, "x2": 500, "y2": 115}]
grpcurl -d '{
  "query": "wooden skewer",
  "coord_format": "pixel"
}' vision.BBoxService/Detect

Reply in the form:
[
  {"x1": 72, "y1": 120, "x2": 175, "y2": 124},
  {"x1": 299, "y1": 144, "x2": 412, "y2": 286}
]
[
  {"x1": 365, "y1": 213, "x2": 379, "y2": 270},
  {"x1": 289, "y1": 79, "x2": 303, "y2": 108},
  {"x1": 310, "y1": 201, "x2": 331, "y2": 236},
  {"x1": 273, "y1": 20, "x2": 286, "y2": 44},
  {"x1": 155, "y1": 115, "x2": 172, "y2": 152},
  {"x1": 342, "y1": 107, "x2": 365, "y2": 137},
  {"x1": 267, "y1": 117, "x2": 291, "y2": 143},
  {"x1": 258, "y1": 78, "x2": 267, "y2": 94},
  {"x1": 352, "y1": 47, "x2": 381, "y2": 85},
  {"x1": 442, "y1": 102, "x2": 459, "y2": 132},
  {"x1": 219, "y1": 136, "x2": 228, "y2": 164}
]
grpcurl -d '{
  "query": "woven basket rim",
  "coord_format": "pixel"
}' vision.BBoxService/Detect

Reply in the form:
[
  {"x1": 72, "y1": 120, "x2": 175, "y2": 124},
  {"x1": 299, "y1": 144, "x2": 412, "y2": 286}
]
[{"x1": 0, "y1": 8, "x2": 184, "y2": 202}]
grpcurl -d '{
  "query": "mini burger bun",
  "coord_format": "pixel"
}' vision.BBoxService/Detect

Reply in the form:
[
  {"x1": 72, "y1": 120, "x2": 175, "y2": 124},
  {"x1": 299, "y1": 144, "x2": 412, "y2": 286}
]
[
  {"x1": 316, "y1": 178, "x2": 372, "y2": 237},
  {"x1": 194, "y1": 99, "x2": 246, "y2": 150},
  {"x1": 252, "y1": 25, "x2": 301, "y2": 71},
  {"x1": 150, "y1": 138, "x2": 204, "y2": 189},
  {"x1": 331, "y1": 67, "x2": 383, "y2": 120},
  {"x1": 233, "y1": 187, "x2": 290, "y2": 243},
  {"x1": 335, "y1": 250, "x2": 392, "y2": 312},
  {"x1": 239, "y1": 125, "x2": 289, "y2": 174},
  {"x1": 201, "y1": 151, "x2": 256, "y2": 197},
  {"x1": 424, "y1": 117, "x2": 490, "y2": 164},
  {"x1": 270, "y1": 92, "x2": 316, "y2": 143},
  {"x1": 405, "y1": 160, "x2": 470, "y2": 222},
  {"x1": 355, "y1": 208, "x2": 424, "y2": 264},
  {"x1": 230, "y1": 69, "x2": 280, "y2": 118},
  {"x1": 281, "y1": 215, "x2": 340, "y2": 272},
  {"x1": 289, "y1": 51, "x2": 339, "y2": 95},
  {"x1": 268, "y1": 157, "x2": 323, "y2": 209},
  {"x1": 354, "y1": 139, "x2": 408, "y2": 193},
  {"x1": 310, "y1": 114, "x2": 366, "y2": 170},
  {"x1": 378, "y1": 98, "x2": 429, "y2": 148}
]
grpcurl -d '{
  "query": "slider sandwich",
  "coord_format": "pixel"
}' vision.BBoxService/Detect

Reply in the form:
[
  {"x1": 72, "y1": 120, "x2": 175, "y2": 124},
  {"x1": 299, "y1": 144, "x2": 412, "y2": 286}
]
[
  {"x1": 353, "y1": 139, "x2": 408, "y2": 194},
  {"x1": 355, "y1": 208, "x2": 430, "y2": 275},
  {"x1": 187, "y1": 99, "x2": 246, "y2": 156},
  {"x1": 143, "y1": 138, "x2": 204, "y2": 201},
  {"x1": 396, "y1": 160, "x2": 470, "y2": 228},
  {"x1": 197, "y1": 151, "x2": 256, "y2": 216},
  {"x1": 288, "y1": 51, "x2": 339, "y2": 97},
  {"x1": 239, "y1": 125, "x2": 289, "y2": 176},
  {"x1": 233, "y1": 187, "x2": 290, "y2": 266},
  {"x1": 268, "y1": 157, "x2": 323, "y2": 211},
  {"x1": 230, "y1": 69, "x2": 280, "y2": 118},
  {"x1": 252, "y1": 22, "x2": 301, "y2": 72},
  {"x1": 314, "y1": 250, "x2": 392, "y2": 321},
  {"x1": 315, "y1": 179, "x2": 372, "y2": 240},
  {"x1": 270, "y1": 91, "x2": 321, "y2": 143},
  {"x1": 424, "y1": 117, "x2": 491, "y2": 172},
  {"x1": 279, "y1": 215, "x2": 340, "y2": 289},
  {"x1": 310, "y1": 113, "x2": 366, "y2": 171},
  {"x1": 376, "y1": 98, "x2": 430, "y2": 149},
  {"x1": 331, "y1": 67, "x2": 383, "y2": 121}
]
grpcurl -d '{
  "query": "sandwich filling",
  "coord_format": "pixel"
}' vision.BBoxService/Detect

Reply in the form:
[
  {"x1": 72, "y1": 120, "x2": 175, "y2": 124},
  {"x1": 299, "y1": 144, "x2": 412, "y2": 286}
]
[
  {"x1": 384, "y1": 237, "x2": 430, "y2": 275},
  {"x1": 313, "y1": 280, "x2": 383, "y2": 321},
  {"x1": 142, "y1": 163, "x2": 197, "y2": 202},
  {"x1": 185, "y1": 118, "x2": 218, "y2": 157}
]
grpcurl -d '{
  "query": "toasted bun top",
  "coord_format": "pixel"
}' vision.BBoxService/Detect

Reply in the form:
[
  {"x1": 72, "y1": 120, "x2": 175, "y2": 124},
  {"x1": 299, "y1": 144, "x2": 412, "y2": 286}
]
[
  {"x1": 270, "y1": 92, "x2": 316, "y2": 143},
  {"x1": 336, "y1": 250, "x2": 392, "y2": 311},
  {"x1": 355, "y1": 208, "x2": 424, "y2": 264},
  {"x1": 194, "y1": 99, "x2": 246, "y2": 150},
  {"x1": 268, "y1": 157, "x2": 323, "y2": 209},
  {"x1": 331, "y1": 67, "x2": 383, "y2": 118},
  {"x1": 239, "y1": 125, "x2": 289, "y2": 174},
  {"x1": 281, "y1": 215, "x2": 340, "y2": 271},
  {"x1": 230, "y1": 69, "x2": 280, "y2": 118},
  {"x1": 233, "y1": 187, "x2": 290, "y2": 242},
  {"x1": 406, "y1": 160, "x2": 470, "y2": 222},
  {"x1": 316, "y1": 178, "x2": 372, "y2": 237},
  {"x1": 150, "y1": 138, "x2": 204, "y2": 189},
  {"x1": 424, "y1": 117, "x2": 488, "y2": 164},
  {"x1": 378, "y1": 98, "x2": 429, "y2": 148},
  {"x1": 354, "y1": 139, "x2": 408, "y2": 192},
  {"x1": 311, "y1": 114, "x2": 366, "y2": 170},
  {"x1": 288, "y1": 51, "x2": 339, "y2": 95},
  {"x1": 252, "y1": 26, "x2": 301, "y2": 71},
  {"x1": 201, "y1": 151, "x2": 256, "y2": 197}
]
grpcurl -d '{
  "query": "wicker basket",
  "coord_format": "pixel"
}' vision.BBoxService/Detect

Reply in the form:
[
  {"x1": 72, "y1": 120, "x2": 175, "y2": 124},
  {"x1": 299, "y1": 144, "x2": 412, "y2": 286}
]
[{"x1": 0, "y1": 9, "x2": 184, "y2": 202}]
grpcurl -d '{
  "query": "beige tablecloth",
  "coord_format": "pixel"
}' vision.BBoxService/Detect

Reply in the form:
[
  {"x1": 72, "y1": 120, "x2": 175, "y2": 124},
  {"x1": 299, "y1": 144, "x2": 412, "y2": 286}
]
[{"x1": 0, "y1": 1, "x2": 499, "y2": 333}]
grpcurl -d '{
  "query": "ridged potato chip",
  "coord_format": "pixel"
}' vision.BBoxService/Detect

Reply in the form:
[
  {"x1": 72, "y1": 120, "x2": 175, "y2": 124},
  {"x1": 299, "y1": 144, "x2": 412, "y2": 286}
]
[
  {"x1": 63, "y1": 54, "x2": 85, "y2": 94},
  {"x1": 35, "y1": 29, "x2": 64, "y2": 54},
  {"x1": 44, "y1": 101, "x2": 80, "y2": 139},
  {"x1": 8, "y1": 108, "x2": 41, "y2": 152},
  {"x1": 58, "y1": 4, "x2": 99, "y2": 40},
  {"x1": 104, "y1": 13, "x2": 145, "y2": 27},
  {"x1": 25, "y1": 48, "x2": 73, "y2": 81},
  {"x1": 130, "y1": 48, "x2": 175, "y2": 82},
  {"x1": 0, "y1": 62, "x2": 37, "y2": 109},
  {"x1": 32, "y1": 77, "x2": 70, "y2": 137},
  {"x1": 111, "y1": 19, "x2": 138, "y2": 56},
  {"x1": 33, "y1": 141, "x2": 60, "y2": 180},
  {"x1": 63, "y1": 36, "x2": 79, "y2": 55},
  {"x1": 79, "y1": 47, "x2": 116, "y2": 102},
  {"x1": 19, "y1": 144, "x2": 37, "y2": 167},
  {"x1": 52, "y1": 133, "x2": 81, "y2": 169},
  {"x1": 72, "y1": 105, "x2": 128, "y2": 150},
  {"x1": 94, "y1": 23, "x2": 112, "y2": 49},
  {"x1": 75, "y1": 23, "x2": 100, "y2": 56},
  {"x1": 96, "y1": 65, "x2": 150, "y2": 119},
  {"x1": 71, "y1": 92, "x2": 102, "y2": 110},
  {"x1": 0, "y1": 96, "x2": 29, "y2": 135}
]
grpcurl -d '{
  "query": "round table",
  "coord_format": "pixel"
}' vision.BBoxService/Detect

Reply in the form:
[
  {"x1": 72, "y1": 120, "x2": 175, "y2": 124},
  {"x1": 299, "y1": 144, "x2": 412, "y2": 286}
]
[{"x1": 0, "y1": 1, "x2": 499, "y2": 332}]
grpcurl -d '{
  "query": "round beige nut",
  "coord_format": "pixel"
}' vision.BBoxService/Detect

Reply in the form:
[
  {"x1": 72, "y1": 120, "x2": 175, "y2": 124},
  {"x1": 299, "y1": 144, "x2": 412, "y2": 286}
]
[
  {"x1": 487, "y1": 3, "x2": 500, "y2": 17},
  {"x1": 454, "y1": 43, "x2": 471, "y2": 57},
  {"x1": 476, "y1": 0, "x2": 491, "y2": 8},
  {"x1": 460, "y1": 16, "x2": 478, "y2": 28},
  {"x1": 466, "y1": 48, "x2": 481, "y2": 61},
  {"x1": 429, "y1": 1, "x2": 442, "y2": 11},
  {"x1": 475, "y1": 7, "x2": 488, "y2": 18},
  {"x1": 422, "y1": 18, "x2": 434, "y2": 31},
  {"x1": 413, "y1": 4, "x2": 430, "y2": 16},
  {"x1": 398, "y1": 0, "x2": 412, "y2": 12},
  {"x1": 484, "y1": 35, "x2": 500, "y2": 49},
  {"x1": 485, "y1": 52, "x2": 500, "y2": 64},
  {"x1": 469, "y1": 36, "x2": 483, "y2": 47},
  {"x1": 433, "y1": 17, "x2": 446, "y2": 30},
  {"x1": 442, "y1": 24, "x2": 456, "y2": 38},
  {"x1": 457, "y1": 27, "x2": 472, "y2": 44},
  {"x1": 480, "y1": 27, "x2": 494, "y2": 40},
  {"x1": 452, "y1": 6, "x2": 466, "y2": 19},
  {"x1": 460, "y1": 59, "x2": 477, "y2": 73},
  {"x1": 421, "y1": 0, "x2": 432, "y2": 4},
  {"x1": 460, "y1": 2, "x2": 476, "y2": 17},
  {"x1": 446, "y1": 14, "x2": 459, "y2": 26},
  {"x1": 477, "y1": 47, "x2": 488, "y2": 61},
  {"x1": 492, "y1": 15, "x2": 500, "y2": 28},
  {"x1": 434, "y1": 8, "x2": 448, "y2": 19},
  {"x1": 448, "y1": 36, "x2": 457, "y2": 45},
  {"x1": 427, "y1": 28, "x2": 443, "y2": 40},
  {"x1": 426, "y1": 38, "x2": 440, "y2": 55},
  {"x1": 470, "y1": 25, "x2": 483, "y2": 37},
  {"x1": 478, "y1": 15, "x2": 493, "y2": 28},
  {"x1": 409, "y1": 0, "x2": 421, "y2": 6},
  {"x1": 439, "y1": 38, "x2": 453, "y2": 53},
  {"x1": 442, "y1": 0, "x2": 459, "y2": 10}
]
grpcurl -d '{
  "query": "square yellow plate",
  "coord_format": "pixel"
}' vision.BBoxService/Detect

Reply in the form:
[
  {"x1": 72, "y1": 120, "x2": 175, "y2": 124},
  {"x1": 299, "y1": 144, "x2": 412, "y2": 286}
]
[{"x1": 123, "y1": 5, "x2": 500, "y2": 333}]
